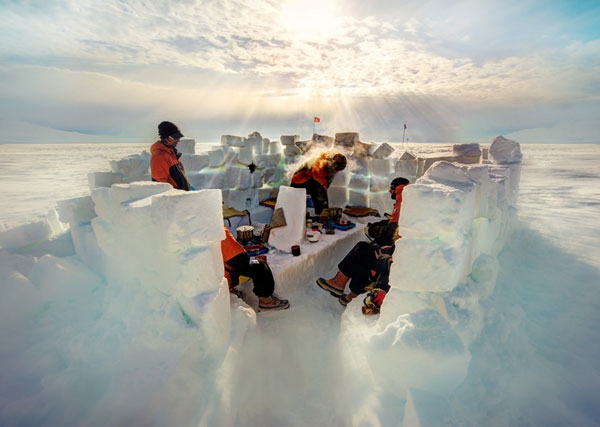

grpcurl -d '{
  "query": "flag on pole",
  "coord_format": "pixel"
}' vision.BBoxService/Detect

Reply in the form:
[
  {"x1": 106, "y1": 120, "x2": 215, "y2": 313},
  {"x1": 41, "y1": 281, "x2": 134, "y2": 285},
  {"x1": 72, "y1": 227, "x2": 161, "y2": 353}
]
[
  {"x1": 314, "y1": 117, "x2": 321, "y2": 123},
  {"x1": 404, "y1": 124, "x2": 407, "y2": 129}
]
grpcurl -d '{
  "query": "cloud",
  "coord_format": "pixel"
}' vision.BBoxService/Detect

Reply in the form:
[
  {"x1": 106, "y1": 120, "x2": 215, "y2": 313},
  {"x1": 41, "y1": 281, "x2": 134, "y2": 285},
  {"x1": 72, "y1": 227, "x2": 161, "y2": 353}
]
[{"x1": 0, "y1": 0, "x2": 599, "y2": 143}]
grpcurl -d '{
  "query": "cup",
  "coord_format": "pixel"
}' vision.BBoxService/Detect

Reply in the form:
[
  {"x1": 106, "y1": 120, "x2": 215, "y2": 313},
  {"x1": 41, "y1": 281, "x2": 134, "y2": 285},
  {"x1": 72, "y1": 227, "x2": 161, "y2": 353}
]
[{"x1": 291, "y1": 245, "x2": 301, "y2": 256}]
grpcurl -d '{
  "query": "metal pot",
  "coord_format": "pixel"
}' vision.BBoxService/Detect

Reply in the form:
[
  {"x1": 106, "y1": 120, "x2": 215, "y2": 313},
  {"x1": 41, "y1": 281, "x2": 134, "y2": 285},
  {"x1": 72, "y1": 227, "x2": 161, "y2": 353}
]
[{"x1": 236, "y1": 225, "x2": 254, "y2": 243}]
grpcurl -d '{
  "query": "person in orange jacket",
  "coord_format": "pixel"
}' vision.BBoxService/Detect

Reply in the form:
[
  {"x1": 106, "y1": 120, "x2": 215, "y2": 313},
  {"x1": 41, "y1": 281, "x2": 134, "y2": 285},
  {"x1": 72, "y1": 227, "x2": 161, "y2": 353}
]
[
  {"x1": 221, "y1": 226, "x2": 290, "y2": 311},
  {"x1": 150, "y1": 121, "x2": 191, "y2": 191},
  {"x1": 388, "y1": 176, "x2": 410, "y2": 224},
  {"x1": 290, "y1": 152, "x2": 347, "y2": 215},
  {"x1": 316, "y1": 177, "x2": 410, "y2": 310}
]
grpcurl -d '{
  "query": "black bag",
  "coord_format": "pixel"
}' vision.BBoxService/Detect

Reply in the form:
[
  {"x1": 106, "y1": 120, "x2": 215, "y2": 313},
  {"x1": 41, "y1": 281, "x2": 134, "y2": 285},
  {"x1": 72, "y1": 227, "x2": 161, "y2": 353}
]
[
  {"x1": 366, "y1": 219, "x2": 397, "y2": 247},
  {"x1": 372, "y1": 254, "x2": 393, "y2": 293},
  {"x1": 248, "y1": 259, "x2": 275, "y2": 298}
]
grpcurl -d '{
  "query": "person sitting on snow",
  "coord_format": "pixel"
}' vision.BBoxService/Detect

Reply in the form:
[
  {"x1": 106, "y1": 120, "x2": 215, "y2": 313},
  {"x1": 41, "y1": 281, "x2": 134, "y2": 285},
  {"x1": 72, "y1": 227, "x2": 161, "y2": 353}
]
[
  {"x1": 316, "y1": 177, "x2": 410, "y2": 311},
  {"x1": 290, "y1": 152, "x2": 347, "y2": 215},
  {"x1": 221, "y1": 226, "x2": 290, "y2": 311}
]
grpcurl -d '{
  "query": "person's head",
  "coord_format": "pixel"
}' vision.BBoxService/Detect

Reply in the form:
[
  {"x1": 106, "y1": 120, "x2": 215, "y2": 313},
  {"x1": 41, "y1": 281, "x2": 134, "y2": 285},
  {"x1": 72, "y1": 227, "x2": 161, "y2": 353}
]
[
  {"x1": 158, "y1": 121, "x2": 184, "y2": 147},
  {"x1": 329, "y1": 153, "x2": 347, "y2": 172},
  {"x1": 389, "y1": 177, "x2": 410, "y2": 199}
]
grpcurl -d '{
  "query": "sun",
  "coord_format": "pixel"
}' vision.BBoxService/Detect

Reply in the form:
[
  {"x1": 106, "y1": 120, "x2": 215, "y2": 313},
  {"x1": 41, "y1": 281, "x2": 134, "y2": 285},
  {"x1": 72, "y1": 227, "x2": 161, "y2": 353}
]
[{"x1": 278, "y1": 0, "x2": 341, "y2": 41}]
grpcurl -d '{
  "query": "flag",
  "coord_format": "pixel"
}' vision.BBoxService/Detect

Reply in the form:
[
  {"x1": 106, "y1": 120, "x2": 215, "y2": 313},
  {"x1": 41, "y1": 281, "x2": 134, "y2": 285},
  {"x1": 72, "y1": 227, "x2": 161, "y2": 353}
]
[
  {"x1": 404, "y1": 124, "x2": 407, "y2": 129},
  {"x1": 314, "y1": 117, "x2": 321, "y2": 123}
]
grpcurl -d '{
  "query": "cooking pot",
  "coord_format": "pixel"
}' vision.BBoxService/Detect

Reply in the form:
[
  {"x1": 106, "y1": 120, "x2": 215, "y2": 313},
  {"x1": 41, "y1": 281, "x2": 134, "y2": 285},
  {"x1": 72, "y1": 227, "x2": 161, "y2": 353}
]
[{"x1": 236, "y1": 225, "x2": 254, "y2": 243}]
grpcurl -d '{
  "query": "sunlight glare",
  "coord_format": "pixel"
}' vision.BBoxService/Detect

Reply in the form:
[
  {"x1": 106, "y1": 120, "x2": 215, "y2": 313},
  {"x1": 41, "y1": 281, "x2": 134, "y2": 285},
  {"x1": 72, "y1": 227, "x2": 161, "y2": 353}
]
[{"x1": 279, "y1": 0, "x2": 341, "y2": 41}]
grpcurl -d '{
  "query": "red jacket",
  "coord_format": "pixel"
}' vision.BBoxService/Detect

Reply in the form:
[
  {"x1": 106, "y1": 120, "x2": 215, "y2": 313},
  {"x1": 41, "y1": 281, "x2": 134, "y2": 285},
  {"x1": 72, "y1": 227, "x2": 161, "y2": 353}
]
[
  {"x1": 389, "y1": 184, "x2": 406, "y2": 224},
  {"x1": 150, "y1": 141, "x2": 191, "y2": 190},
  {"x1": 291, "y1": 153, "x2": 336, "y2": 191}
]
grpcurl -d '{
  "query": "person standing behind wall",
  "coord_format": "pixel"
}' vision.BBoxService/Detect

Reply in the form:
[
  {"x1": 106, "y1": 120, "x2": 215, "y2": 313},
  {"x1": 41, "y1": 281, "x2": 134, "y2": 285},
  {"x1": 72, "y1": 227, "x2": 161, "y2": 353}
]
[
  {"x1": 290, "y1": 152, "x2": 347, "y2": 215},
  {"x1": 150, "y1": 121, "x2": 191, "y2": 191}
]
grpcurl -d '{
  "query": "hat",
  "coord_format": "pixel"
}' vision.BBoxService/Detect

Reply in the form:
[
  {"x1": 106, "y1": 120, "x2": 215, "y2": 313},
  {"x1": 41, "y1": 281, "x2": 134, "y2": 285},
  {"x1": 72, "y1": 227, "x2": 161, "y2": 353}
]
[
  {"x1": 390, "y1": 177, "x2": 410, "y2": 187},
  {"x1": 158, "y1": 121, "x2": 184, "y2": 140}
]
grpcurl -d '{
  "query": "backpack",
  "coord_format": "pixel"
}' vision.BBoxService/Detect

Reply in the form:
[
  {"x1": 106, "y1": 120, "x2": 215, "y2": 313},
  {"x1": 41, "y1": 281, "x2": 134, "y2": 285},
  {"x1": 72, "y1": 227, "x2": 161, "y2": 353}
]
[{"x1": 366, "y1": 219, "x2": 398, "y2": 248}]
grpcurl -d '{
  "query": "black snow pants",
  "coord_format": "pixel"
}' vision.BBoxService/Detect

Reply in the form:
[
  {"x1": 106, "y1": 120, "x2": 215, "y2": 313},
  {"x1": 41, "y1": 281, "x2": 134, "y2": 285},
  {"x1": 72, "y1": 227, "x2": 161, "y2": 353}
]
[{"x1": 338, "y1": 241, "x2": 392, "y2": 295}]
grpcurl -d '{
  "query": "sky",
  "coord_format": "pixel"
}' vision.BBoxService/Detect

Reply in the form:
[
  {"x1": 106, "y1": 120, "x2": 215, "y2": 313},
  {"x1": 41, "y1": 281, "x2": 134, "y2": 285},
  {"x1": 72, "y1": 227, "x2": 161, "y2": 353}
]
[{"x1": 0, "y1": 0, "x2": 599, "y2": 144}]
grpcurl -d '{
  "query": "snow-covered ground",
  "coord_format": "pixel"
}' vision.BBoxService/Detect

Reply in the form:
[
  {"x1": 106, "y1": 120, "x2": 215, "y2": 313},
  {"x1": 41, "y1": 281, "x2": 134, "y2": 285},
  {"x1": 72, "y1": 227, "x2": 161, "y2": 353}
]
[{"x1": 0, "y1": 138, "x2": 598, "y2": 426}]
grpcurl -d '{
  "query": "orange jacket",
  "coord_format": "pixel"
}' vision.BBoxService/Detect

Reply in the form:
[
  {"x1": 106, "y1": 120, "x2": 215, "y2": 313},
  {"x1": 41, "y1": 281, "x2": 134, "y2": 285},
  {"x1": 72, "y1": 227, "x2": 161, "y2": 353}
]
[
  {"x1": 389, "y1": 184, "x2": 406, "y2": 224},
  {"x1": 291, "y1": 153, "x2": 336, "y2": 190},
  {"x1": 150, "y1": 141, "x2": 191, "y2": 190},
  {"x1": 221, "y1": 226, "x2": 246, "y2": 288},
  {"x1": 221, "y1": 226, "x2": 245, "y2": 263}
]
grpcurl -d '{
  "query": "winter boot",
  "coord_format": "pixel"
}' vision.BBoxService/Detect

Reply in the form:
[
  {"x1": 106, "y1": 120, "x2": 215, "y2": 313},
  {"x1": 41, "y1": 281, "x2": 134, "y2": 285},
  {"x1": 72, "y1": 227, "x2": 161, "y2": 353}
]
[{"x1": 316, "y1": 271, "x2": 350, "y2": 297}]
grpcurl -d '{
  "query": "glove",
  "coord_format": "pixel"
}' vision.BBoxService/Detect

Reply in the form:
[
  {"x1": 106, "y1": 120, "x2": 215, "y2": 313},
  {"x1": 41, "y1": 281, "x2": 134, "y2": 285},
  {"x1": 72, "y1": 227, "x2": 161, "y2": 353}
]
[
  {"x1": 373, "y1": 289, "x2": 387, "y2": 306},
  {"x1": 362, "y1": 289, "x2": 387, "y2": 315}
]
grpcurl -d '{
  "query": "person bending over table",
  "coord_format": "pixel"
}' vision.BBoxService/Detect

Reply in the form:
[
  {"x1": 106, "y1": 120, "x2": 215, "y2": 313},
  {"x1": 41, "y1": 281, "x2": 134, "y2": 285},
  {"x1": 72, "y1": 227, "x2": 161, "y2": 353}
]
[{"x1": 290, "y1": 152, "x2": 347, "y2": 215}]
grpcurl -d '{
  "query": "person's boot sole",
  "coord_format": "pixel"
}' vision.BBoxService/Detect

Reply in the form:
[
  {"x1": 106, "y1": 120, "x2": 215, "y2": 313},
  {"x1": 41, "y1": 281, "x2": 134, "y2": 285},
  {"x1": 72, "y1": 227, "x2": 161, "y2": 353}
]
[{"x1": 316, "y1": 278, "x2": 344, "y2": 297}]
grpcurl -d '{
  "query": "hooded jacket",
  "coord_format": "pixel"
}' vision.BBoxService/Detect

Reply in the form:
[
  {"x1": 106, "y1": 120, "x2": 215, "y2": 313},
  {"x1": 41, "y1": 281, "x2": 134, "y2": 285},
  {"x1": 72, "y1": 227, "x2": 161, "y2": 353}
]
[{"x1": 150, "y1": 141, "x2": 191, "y2": 191}]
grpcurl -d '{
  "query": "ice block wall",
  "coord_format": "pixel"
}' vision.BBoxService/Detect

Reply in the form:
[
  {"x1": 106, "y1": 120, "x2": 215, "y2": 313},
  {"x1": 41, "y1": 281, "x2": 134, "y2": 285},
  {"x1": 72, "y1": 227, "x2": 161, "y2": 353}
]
[{"x1": 338, "y1": 136, "x2": 522, "y2": 420}]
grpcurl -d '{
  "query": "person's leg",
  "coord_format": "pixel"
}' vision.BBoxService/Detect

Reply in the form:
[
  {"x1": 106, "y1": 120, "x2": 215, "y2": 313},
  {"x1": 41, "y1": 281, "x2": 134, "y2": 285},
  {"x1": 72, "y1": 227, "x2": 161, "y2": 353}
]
[
  {"x1": 224, "y1": 252, "x2": 251, "y2": 289},
  {"x1": 338, "y1": 241, "x2": 376, "y2": 281},
  {"x1": 248, "y1": 260, "x2": 275, "y2": 298},
  {"x1": 339, "y1": 242, "x2": 378, "y2": 305},
  {"x1": 306, "y1": 179, "x2": 328, "y2": 215},
  {"x1": 247, "y1": 260, "x2": 290, "y2": 310},
  {"x1": 317, "y1": 241, "x2": 374, "y2": 296}
]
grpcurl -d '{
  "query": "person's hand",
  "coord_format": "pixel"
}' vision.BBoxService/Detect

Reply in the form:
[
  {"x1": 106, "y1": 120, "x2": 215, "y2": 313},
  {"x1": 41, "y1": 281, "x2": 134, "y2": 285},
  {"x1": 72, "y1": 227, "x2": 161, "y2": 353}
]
[{"x1": 163, "y1": 136, "x2": 178, "y2": 147}]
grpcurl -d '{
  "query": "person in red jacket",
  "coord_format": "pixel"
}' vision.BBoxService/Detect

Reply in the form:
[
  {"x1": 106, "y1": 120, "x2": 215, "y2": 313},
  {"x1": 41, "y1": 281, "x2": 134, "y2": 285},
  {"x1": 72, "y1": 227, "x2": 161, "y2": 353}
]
[
  {"x1": 291, "y1": 152, "x2": 347, "y2": 215},
  {"x1": 221, "y1": 226, "x2": 290, "y2": 311},
  {"x1": 316, "y1": 177, "x2": 410, "y2": 310},
  {"x1": 150, "y1": 121, "x2": 191, "y2": 191},
  {"x1": 388, "y1": 176, "x2": 410, "y2": 224}
]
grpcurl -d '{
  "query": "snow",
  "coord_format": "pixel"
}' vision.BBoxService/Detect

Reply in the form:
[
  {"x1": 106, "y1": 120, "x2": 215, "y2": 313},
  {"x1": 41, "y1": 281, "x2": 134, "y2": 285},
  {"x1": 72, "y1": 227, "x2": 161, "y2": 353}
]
[
  {"x1": 267, "y1": 186, "x2": 307, "y2": 253},
  {"x1": 1, "y1": 136, "x2": 599, "y2": 426}
]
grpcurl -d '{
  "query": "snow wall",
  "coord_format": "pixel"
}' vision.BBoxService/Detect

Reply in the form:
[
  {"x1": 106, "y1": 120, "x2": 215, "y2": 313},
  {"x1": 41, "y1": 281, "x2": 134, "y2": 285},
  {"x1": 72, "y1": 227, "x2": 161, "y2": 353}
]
[{"x1": 0, "y1": 133, "x2": 522, "y2": 426}]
